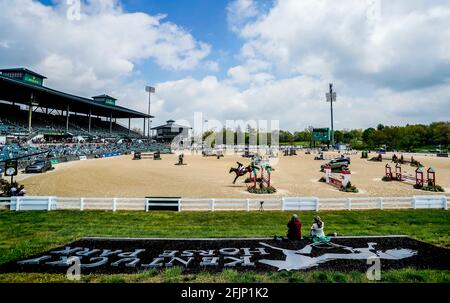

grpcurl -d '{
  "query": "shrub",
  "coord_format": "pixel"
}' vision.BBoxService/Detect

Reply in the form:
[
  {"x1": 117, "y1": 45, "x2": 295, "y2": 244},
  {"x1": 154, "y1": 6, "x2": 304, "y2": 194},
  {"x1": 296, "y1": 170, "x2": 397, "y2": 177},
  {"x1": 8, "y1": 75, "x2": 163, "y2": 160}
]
[
  {"x1": 340, "y1": 182, "x2": 359, "y2": 193},
  {"x1": 413, "y1": 184, "x2": 423, "y2": 190},
  {"x1": 382, "y1": 176, "x2": 399, "y2": 182},
  {"x1": 421, "y1": 185, "x2": 445, "y2": 192},
  {"x1": 247, "y1": 186, "x2": 277, "y2": 194}
]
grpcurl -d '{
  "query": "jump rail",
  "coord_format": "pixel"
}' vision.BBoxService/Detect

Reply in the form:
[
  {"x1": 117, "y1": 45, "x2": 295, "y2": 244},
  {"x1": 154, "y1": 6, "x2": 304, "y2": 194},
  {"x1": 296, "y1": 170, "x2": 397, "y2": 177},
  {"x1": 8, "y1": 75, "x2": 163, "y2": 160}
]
[{"x1": 1, "y1": 195, "x2": 448, "y2": 212}]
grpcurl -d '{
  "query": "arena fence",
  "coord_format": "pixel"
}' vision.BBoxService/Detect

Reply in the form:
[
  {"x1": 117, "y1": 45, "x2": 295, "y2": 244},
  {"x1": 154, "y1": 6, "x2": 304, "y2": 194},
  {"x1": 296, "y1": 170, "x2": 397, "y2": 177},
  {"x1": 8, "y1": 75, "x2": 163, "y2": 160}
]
[{"x1": 0, "y1": 195, "x2": 448, "y2": 212}]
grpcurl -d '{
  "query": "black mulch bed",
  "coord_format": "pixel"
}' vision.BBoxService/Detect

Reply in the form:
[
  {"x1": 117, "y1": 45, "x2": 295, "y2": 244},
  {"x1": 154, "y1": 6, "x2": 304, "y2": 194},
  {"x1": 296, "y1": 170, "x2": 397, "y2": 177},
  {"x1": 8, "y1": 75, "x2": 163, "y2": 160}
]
[{"x1": 0, "y1": 237, "x2": 449, "y2": 274}]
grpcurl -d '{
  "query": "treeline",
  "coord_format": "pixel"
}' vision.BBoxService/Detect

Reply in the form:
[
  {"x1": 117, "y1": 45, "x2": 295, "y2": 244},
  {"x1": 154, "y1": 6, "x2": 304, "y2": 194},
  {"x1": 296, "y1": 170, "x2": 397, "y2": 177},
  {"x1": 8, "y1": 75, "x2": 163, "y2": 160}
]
[
  {"x1": 203, "y1": 122, "x2": 449, "y2": 151},
  {"x1": 282, "y1": 122, "x2": 450, "y2": 151},
  {"x1": 360, "y1": 122, "x2": 450, "y2": 151}
]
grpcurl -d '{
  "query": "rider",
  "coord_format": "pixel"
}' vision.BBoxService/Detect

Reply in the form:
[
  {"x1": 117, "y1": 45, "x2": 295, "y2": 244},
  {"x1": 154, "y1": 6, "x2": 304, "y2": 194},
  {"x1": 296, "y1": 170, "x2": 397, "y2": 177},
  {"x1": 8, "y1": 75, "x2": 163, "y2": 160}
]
[{"x1": 234, "y1": 162, "x2": 247, "y2": 175}]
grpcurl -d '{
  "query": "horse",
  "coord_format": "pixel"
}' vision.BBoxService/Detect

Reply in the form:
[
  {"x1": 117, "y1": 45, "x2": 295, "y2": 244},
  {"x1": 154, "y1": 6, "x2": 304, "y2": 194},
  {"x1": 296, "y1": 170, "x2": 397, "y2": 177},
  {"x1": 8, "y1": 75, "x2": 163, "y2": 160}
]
[{"x1": 229, "y1": 161, "x2": 256, "y2": 184}]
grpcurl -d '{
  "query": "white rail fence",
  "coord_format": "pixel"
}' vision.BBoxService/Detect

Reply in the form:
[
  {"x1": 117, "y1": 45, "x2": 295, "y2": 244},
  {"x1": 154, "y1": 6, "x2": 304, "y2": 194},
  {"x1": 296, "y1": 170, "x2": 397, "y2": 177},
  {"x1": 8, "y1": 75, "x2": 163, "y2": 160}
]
[{"x1": 0, "y1": 195, "x2": 448, "y2": 212}]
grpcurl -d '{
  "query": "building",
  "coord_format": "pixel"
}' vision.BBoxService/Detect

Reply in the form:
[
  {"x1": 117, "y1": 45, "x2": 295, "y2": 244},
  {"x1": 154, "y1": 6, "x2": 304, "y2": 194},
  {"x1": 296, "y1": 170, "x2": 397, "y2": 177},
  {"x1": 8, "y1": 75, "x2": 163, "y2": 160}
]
[
  {"x1": 151, "y1": 120, "x2": 191, "y2": 144},
  {"x1": 0, "y1": 67, "x2": 152, "y2": 139}
]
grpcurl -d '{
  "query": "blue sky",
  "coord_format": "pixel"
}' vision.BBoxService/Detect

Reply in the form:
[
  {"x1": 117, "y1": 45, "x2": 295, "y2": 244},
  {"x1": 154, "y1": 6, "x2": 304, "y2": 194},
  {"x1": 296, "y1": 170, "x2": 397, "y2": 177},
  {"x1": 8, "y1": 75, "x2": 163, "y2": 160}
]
[
  {"x1": 39, "y1": 0, "x2": 241, "y2": 82},
  {"x1": 119, "y1": 0, "x2": 240, "y2": 82},
  {"x1": 1, "y1": 0, "x2": 450, "y2": 131}
]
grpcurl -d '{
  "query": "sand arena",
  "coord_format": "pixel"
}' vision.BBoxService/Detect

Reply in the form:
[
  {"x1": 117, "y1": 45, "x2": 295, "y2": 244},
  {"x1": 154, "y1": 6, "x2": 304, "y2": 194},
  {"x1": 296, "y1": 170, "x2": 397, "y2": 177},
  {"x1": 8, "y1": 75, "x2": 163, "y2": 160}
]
[{"x1": 16, "y1": 152, "x2": 450, "y2": 198}]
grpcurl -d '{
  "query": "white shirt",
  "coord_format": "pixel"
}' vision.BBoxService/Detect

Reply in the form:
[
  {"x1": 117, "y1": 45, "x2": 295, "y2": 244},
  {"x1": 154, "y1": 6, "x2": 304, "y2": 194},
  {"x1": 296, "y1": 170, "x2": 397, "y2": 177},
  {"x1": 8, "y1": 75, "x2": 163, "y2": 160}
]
[{"x1": 311, "y1": 222, "x2": 325, "y2": 237}]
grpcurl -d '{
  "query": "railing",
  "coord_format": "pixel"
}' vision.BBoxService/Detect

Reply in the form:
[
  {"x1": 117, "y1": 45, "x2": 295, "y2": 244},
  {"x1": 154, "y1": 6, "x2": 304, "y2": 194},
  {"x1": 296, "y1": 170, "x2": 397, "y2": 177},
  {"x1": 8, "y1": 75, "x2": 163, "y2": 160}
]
[{"x1": 0, "y1": 195, "x2": 448, "y2": 212}]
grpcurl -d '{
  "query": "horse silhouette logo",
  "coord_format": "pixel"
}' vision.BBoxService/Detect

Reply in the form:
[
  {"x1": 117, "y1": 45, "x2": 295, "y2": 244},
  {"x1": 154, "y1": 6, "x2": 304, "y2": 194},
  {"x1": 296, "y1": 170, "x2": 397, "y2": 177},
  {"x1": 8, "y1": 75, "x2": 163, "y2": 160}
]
[{"x1": 258, "y1": 241, "x2": 417, "y2": 271}]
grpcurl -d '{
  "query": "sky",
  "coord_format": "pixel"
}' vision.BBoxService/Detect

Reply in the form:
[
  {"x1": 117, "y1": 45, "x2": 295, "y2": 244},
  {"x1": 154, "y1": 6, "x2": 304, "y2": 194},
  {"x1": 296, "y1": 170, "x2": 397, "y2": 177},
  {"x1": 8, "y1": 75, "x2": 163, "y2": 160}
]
[{"x1": 0, "y1": 0, "x2": 449, "y2": 132}]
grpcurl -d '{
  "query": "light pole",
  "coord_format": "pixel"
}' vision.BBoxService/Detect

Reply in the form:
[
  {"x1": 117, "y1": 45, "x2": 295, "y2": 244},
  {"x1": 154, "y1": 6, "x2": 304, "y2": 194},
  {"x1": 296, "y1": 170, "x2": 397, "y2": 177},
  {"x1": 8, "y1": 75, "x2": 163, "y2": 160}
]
[
  {"x1": 202, "y1": 119, "x2": 208, "y2": 150},
  {"x1": 145, "y1": 86, "x2": 155, "y2": 140},
  {"x1": 326, "y1": 83, "x2": 337, "y2": 148}
]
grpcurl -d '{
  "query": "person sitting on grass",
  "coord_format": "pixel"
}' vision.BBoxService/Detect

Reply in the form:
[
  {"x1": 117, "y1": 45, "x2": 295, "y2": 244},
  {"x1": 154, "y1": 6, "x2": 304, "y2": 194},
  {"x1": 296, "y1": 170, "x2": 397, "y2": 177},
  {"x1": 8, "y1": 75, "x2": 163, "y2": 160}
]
[
  {"x1": 310, "y1": 215, "x2": 330, "y2": 243},
  {"x1": 287, "y1": 214, "x2": 302, "y2": 241}
]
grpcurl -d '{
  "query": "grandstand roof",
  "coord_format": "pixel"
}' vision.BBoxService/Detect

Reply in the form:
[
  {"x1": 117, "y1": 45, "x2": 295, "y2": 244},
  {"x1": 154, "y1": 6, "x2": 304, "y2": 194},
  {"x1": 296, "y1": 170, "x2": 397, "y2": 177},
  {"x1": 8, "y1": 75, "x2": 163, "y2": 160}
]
[
  {"x1": 151, "y1": 120, "x2": 192, "y2": 130},
  {"x1": 0, "y1": 68, "x2": 47, "y2": 79},
  {"x1": 92, "y1": 94, "x2": 117, "y2": 100},
  {"x1": 0, "y1": 74, "x2": 152, "y2": 119}
]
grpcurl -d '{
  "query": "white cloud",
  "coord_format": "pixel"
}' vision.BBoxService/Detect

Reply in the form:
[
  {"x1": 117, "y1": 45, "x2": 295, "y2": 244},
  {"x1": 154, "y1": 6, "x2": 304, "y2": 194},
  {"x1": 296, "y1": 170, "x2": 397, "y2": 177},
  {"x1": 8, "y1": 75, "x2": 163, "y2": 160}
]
[
  {"x1": 227, "y1": 0, "x2": 260, "y2": 33},
  {"x1": 226, "y1": 65, "x2": 274, "y2": 86},
  {"x1": 0, "y1": 0, "x2": 212, "y2": 95},
  {"x1": 148, "y1": 73, "x2": 450, "y2": 133},
  {"x1": 203, "y1": 60, "x2": 220, "y2": 72},
  {"x1": 0, "y1": 0, "x2": 448, "y2": 133},
  {"x1": 162, "y1": 0, "x2": 450, "y2": 131},
  {"x1": 151, "y1": 74, "x2": 328, "y2": 130},
  {"x1": 234, "y1": 0, "x2": 450, "y2": 90},
  {"x1": 227, "y1": 66, "x2": 250, "y2": 84}
]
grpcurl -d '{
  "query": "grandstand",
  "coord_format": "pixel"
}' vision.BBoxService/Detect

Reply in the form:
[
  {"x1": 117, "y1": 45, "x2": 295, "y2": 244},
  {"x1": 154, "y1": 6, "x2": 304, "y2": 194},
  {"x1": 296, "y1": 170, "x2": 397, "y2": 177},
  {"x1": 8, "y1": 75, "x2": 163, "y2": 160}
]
[
  {"x1": 0, "y1": 103, "x2": 138, "y2": 139},
  {"x1": 0, "y1": 142, "x2": 171, "y2": 168},
  {"x1": 0, "y1": 68, "x2": 170, "y2": 168},
  {"x1": 0, "y1": 68, "x2": 151, "y2": 140}
]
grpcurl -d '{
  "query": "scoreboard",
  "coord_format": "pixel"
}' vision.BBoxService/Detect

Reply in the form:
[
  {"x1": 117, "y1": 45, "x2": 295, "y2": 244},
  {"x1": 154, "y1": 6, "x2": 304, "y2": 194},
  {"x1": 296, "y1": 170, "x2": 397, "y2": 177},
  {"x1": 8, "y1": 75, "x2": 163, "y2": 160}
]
[{"x1": 312, "y1": 128, "x2": 330, "y2": 142}]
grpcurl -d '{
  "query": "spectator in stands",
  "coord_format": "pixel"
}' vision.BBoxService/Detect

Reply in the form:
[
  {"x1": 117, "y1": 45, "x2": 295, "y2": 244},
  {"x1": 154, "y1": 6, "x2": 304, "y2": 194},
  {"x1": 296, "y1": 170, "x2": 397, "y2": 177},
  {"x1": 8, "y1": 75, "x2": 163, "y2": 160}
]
[
  {"x1": 286, "y1": 214, "x2": 302, "y2": 240},
  {"x1": 10, "y1": 186, "x2": 17, "y2": 197}
]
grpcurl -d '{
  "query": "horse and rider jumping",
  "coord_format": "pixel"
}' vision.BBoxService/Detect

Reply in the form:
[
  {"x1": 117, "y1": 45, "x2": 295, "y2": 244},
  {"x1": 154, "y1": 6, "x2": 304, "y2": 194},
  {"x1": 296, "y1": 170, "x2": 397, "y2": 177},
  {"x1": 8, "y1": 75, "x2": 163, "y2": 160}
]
[
  {"x1": 229, "y1": 161, "x2": 259, "y2": 184},
  {"x1": 229, "y1": 155, "x2": 263, "y2": 184}
]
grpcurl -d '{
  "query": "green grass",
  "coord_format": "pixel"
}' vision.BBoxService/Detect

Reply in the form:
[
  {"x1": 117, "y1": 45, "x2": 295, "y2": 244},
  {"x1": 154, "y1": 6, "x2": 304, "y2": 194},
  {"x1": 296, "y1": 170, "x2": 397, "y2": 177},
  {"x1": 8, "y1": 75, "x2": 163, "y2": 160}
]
[
  {"x1": 280, "y1": 141, "x2": 310, "y2": 147},
  {"x1": 0, "y1": 268, "x2": 448, "y2": 283},
  {"x1": 0, "y1": 209, "x2": 449, "y2": 283}
]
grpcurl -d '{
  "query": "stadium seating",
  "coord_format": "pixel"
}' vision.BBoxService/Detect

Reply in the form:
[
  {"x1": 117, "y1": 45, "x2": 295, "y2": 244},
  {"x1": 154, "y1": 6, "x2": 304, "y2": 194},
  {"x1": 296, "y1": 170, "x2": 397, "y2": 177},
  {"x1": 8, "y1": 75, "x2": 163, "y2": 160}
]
[
  {"x1": 0, "y1": 103, "x2": 141, "y2": 138},
  {"x1": 0, "y1": 143, "x2": 42, "y2": 162},
  {"x1": 0, "y1": 102, "x2": 167, "y2": 167},
  {"x1": 0, "y1": 142, "x2": 170, "y2": 163}
]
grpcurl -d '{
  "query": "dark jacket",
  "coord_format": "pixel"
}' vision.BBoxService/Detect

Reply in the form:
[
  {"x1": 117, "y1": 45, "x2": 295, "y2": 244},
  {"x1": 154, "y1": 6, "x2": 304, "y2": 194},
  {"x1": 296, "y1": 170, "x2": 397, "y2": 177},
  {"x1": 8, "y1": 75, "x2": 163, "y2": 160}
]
[{"x1": 287, "y1": 219, "x2": 302, "y2": 240}]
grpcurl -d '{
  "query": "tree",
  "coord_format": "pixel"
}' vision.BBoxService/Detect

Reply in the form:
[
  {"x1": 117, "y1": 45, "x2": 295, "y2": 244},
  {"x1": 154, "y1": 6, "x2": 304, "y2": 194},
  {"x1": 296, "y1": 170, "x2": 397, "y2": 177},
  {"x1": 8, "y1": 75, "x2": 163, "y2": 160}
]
[
  {"x1": 131, "y1": 127, "x2": 143, "y2": 135},
  {"x1": 334, "y1": 130, "x2": 344, "y2": 143},
  {"x1": 432, "y1": 122, "x2": 450, "y2": 148},
  {"x1": 279, "y1": 130, "x2": 294, "y2": 143}
]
